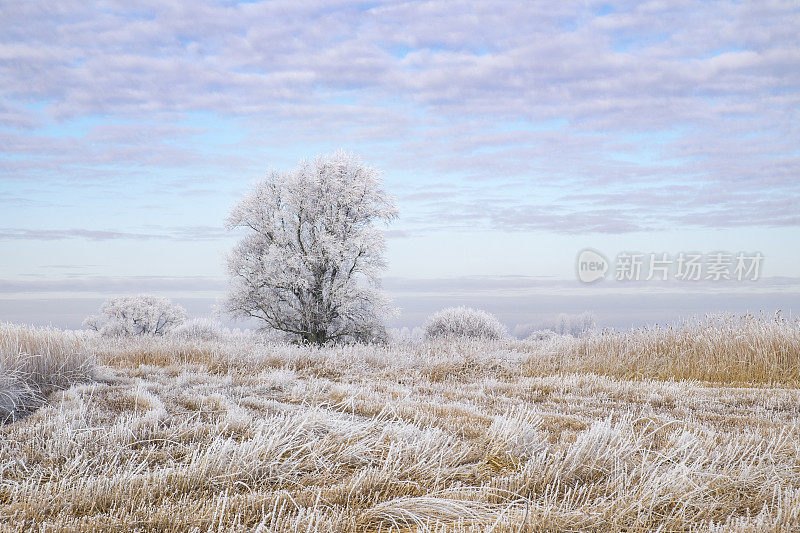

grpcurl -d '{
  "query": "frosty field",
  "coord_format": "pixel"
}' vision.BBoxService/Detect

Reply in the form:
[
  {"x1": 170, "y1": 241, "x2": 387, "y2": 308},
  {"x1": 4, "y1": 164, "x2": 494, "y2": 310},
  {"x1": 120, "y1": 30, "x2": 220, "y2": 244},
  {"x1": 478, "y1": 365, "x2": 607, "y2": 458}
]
[{"x1": 2, "y1": 315, "x2": 800, "y2": 532}]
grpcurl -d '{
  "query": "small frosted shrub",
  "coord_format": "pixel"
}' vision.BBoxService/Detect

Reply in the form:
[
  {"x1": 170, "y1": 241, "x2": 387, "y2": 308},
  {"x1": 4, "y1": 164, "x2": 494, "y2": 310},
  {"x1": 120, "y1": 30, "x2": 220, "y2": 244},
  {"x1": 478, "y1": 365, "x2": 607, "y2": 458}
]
[
  {"x1": 424, "y1": 307, "x2": 507, "y2": 340},
  {"x1": 84, "y1": 295, "x2": 187, "y2": 337},
  {"x1": 170, "y1": 318, "x2": 225, "y2": 342}
]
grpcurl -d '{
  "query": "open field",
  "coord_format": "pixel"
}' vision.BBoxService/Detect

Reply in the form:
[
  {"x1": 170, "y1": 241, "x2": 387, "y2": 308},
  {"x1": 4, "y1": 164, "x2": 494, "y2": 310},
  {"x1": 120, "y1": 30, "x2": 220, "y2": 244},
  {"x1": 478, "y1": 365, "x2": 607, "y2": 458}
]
[{"x1": 1, "y1": 315, "x2": 800, "y2": 531}]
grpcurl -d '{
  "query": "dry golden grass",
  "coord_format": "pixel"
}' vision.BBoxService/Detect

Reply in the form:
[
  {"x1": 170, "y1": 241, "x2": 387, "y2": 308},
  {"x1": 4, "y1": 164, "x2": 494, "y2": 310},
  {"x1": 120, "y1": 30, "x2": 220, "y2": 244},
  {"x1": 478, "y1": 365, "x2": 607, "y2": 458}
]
[
  {"x1": 1, "y1": 314, "x2": 799, "y2": 531},
  {"x1": 522, "y1": 312, "x2": 800, "y2": 385}
]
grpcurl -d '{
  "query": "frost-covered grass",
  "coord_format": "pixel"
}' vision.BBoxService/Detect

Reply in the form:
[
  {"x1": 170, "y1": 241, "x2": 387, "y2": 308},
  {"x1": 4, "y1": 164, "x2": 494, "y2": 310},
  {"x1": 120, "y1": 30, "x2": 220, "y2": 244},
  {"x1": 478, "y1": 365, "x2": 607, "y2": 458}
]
[
  {"x1": 522, "y1": 312, "x2": 800, "y2": 385},
  {"x1": 0, "y1": 323, "x2": 94, "y2": 423},
  {"x1": 1, "y1": 314, "x2": 800, "y2": 531}
]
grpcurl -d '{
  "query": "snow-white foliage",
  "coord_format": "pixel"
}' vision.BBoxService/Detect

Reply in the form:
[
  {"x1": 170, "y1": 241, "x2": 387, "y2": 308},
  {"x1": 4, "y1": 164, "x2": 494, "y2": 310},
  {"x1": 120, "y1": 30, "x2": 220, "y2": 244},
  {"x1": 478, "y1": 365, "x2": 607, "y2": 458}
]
[
  {"x1": 424, "y1": 307, "x2": 507, "y2": 340},
  {"x1": 83, "y1": 295, "x2": 187, "y2": 337},
  {"x1": 224, "y1": 151, "x2": 397, "y2": 344},
  {"x1": 514, "y1": 311, "x2": 597, "y2": 338},
  {"x1": 170, "y1": 318, "x2": 226, "y2": 342}
]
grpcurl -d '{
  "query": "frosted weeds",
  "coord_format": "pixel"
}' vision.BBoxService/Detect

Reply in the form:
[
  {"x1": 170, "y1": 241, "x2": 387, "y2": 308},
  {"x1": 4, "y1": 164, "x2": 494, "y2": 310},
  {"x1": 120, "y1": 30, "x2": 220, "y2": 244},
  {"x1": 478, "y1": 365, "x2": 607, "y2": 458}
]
[{"x1": 1, "y1": 316, "x2": 799, "y2": 530}]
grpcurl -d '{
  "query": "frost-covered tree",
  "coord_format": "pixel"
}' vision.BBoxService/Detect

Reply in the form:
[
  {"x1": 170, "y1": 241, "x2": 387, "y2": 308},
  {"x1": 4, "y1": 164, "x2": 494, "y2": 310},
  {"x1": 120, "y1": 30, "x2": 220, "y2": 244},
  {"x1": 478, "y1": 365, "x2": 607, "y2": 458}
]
[
  {"x1": 83, "y1": 295, "x2": 187, "y2": 336},
  {"x1": 224, "y1": 151, "x2": 397, "y2": 345}
]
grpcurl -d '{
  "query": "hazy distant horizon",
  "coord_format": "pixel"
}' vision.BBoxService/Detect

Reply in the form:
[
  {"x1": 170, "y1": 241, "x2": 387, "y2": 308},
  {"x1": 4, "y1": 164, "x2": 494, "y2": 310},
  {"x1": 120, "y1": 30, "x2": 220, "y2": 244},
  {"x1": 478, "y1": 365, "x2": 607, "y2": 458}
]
[{"x1": 3, "y1": 275, "x2": 797, "y2": 333}]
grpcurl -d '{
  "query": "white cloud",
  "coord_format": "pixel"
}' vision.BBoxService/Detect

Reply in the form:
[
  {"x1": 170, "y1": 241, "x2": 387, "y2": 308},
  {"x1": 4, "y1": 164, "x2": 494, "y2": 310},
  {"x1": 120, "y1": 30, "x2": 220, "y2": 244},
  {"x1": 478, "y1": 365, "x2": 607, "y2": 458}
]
[{"x1": 0, "y1": 226, "x2": 229, "y2": 241}]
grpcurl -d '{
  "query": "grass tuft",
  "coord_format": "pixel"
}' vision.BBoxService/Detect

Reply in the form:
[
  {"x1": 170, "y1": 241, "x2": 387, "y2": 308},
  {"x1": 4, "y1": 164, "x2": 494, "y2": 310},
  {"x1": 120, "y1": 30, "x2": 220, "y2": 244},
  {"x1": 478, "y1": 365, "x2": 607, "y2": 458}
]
[{"x1": 0, "y1": 323, "x2": 95, "y2": 423}]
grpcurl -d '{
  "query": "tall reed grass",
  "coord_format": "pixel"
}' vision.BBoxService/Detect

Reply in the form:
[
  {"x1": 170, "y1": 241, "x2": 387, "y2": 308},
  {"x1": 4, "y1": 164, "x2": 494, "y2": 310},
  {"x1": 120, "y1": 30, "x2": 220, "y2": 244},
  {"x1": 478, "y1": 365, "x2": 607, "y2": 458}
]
[
  {"x1": 0, "y1": 323, "x2": 95, "y2": 423},
  {"x1": 523, "y1": 312, "x2": 800, "y2": 385}
]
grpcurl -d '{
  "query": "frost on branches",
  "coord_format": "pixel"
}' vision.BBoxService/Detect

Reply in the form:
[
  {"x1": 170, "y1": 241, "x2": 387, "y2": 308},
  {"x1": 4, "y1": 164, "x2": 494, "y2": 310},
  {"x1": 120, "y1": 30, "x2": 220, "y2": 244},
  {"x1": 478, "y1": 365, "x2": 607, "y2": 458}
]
[
  {"x1": 224, "y1": 151, "x2": 398, "y2": 345},
  {"x1": 424, "y1": 307, "x2": 508, "y2": 340},
  {"x1": 83, "y1": 295, "x2": 187, "y2": 336}
]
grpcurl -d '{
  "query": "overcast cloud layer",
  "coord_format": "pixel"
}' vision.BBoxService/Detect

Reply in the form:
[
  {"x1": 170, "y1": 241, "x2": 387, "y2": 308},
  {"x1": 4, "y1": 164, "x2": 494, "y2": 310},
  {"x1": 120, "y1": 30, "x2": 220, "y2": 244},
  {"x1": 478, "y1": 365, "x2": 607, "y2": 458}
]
[{"x1": 2, "y1": 0, "x2": 799, "y2": 235}]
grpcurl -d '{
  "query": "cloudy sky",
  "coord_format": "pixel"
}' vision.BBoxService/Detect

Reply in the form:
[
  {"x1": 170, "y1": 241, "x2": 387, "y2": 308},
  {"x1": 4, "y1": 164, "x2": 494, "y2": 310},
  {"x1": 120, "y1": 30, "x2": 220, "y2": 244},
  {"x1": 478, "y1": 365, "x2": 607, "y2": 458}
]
[{"x1": 1, "y1": 0, "x2": 799, "y2": 330}]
